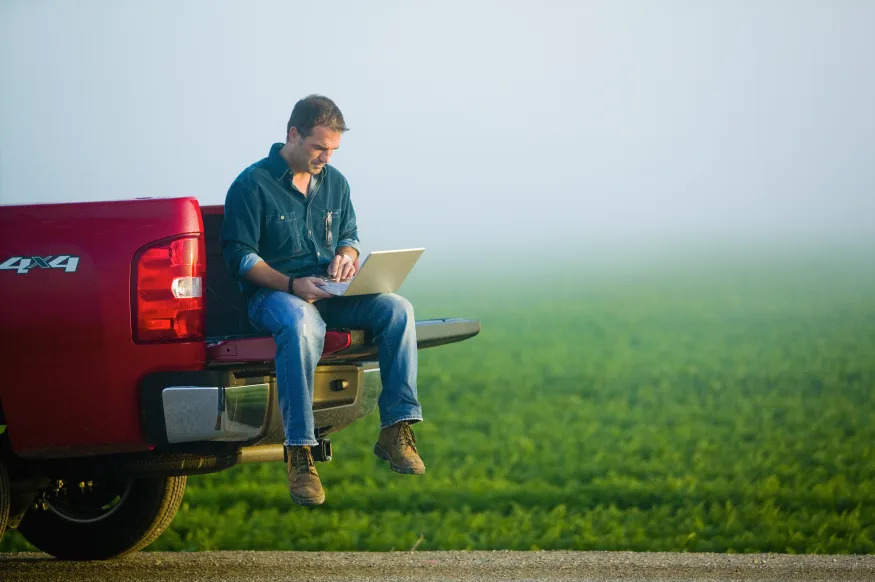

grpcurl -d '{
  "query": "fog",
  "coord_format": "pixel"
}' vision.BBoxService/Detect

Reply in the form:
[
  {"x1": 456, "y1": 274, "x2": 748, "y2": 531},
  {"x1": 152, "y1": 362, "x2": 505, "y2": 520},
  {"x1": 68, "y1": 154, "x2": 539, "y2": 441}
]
[{"x1": 2, "y1": 0, "x2": 873, "y2": 264}]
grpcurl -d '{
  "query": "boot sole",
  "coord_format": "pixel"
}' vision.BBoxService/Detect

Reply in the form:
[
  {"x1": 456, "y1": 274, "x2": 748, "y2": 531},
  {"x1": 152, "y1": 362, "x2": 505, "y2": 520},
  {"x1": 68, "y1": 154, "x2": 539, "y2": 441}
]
[
  {"x1": 290, "y1": 491, "x2": 325, "y2": 506},
  {"x1": 374, "y1": 444, "x2": 425, "y2": 475}
]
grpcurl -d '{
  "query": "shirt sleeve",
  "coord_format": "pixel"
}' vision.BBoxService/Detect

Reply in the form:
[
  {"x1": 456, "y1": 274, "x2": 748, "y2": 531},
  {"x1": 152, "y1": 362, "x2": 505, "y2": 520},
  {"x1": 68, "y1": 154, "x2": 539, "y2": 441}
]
[
  {"x1": 237, "y1": 252, "x2": 264, "y2": 277},
  {"x1": 221, "y1": 177, "x2": 263, "y2": 279},
  {"x1": 336, "y1": 175, "x2": 360, "y2": 254}
]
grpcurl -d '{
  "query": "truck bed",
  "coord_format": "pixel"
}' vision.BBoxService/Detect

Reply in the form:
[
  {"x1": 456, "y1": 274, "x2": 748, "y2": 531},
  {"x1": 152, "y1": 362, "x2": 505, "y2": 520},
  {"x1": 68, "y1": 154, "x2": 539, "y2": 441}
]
[{"x1": 206, "y1": 317, "x2": 480, "y2": 365}]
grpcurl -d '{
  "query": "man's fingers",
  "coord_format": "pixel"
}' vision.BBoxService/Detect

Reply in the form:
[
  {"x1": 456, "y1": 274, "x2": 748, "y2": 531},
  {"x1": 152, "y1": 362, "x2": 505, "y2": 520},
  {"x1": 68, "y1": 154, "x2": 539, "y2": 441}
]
[
  {"x1": 329, "y1": 256, "x2": 348, "y2": 281},
  {"x1": 306, "y1": 290, "x2": 331, "y2": 303},
  {"x1": 311, "y1": 281, "x2": 333, "y2": 298},
  {"x1": 327, "y1": 258, "x2": 339, "y2": 279},
  {"x1": 300, "y1": 277, "x2": 333, "y2": 298}
]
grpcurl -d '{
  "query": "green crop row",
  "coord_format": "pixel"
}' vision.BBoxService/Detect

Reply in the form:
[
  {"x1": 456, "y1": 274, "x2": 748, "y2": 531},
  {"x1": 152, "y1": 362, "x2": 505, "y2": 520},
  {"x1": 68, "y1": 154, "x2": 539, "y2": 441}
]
[{"x1": 3, "y1": 255, "x2": 874, "y2": 553}]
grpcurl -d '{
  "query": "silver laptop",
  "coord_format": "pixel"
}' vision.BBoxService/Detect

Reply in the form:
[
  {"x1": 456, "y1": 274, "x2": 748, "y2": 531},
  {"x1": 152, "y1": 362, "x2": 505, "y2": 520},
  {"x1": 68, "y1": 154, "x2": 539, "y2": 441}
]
[{"x1": 317, "y1": 248, "x2": 425, "y2": 296}]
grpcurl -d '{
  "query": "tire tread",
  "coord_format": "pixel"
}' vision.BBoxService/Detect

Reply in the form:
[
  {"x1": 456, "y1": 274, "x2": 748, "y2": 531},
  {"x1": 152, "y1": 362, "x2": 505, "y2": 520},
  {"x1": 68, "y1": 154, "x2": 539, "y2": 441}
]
[{"x1": 17, "y1": 475, "x2": 186, "y2": 560}]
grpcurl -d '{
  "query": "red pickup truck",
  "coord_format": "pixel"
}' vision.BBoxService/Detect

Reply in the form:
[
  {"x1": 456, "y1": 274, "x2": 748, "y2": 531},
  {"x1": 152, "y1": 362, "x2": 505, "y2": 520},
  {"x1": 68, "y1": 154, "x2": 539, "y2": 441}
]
[{"x1": 0, "y1": 197, "x2": 479, "y2": 559}]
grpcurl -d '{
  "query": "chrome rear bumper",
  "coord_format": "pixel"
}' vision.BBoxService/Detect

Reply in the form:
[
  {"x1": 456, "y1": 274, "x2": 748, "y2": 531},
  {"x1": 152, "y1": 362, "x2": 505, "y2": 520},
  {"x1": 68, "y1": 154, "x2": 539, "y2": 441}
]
[
  {"x1": 141, "y1": 363, "x2": 381, "y2": 447},
  {"x1": 162, "y1": 383, "x2": 270, "y2": 444}
]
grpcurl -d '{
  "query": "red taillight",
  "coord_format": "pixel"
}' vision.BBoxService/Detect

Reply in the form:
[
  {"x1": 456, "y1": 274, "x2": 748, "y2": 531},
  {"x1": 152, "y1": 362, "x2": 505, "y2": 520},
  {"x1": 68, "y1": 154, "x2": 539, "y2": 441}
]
[{"x1": 134, "y1": 235, "x2": 205, "y2": 342}]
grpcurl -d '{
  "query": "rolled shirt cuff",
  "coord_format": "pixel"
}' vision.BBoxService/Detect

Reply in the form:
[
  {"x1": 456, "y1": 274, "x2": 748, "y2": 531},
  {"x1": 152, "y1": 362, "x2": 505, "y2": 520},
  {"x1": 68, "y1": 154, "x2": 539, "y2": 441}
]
[
  {"x1": 239, "y1": 252, "x2": 264, "y2": 277},
  {"x1": 336, "y1": 238, "x2": 361, "y2": 255}
]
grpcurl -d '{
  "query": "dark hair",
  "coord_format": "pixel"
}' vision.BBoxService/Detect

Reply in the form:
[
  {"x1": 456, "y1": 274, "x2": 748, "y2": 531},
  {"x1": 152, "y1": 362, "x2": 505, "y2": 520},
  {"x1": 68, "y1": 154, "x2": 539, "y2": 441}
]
[{"x1": 286, "y1": 94, "x2": 348, "y2": 138}]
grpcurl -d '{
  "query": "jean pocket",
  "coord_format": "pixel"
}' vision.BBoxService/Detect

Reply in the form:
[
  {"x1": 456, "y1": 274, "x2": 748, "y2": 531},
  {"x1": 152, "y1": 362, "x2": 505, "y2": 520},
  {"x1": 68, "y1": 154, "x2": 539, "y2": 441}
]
[{"x1": 266, "y1": 212, "x2": 303, "y2": 255}]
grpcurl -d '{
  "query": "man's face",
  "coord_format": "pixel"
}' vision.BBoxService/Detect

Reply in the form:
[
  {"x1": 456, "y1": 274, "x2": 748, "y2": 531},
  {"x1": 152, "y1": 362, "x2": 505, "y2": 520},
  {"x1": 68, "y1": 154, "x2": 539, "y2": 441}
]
[{"x1": 288, "y1": 125, "x2": 342, "y2": 175}]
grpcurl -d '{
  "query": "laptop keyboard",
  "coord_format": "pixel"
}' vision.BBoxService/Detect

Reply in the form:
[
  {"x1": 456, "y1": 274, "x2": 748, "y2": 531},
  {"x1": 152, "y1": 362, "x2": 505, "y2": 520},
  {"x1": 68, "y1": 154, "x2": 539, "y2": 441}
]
[{"x1": 317, "y1": 278, "x2": 350, "y2": 296}]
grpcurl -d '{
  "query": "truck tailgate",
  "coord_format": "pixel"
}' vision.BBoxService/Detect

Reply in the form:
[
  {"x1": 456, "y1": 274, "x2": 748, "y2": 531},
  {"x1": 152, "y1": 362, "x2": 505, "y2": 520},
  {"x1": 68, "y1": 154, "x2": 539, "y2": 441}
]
[{"x1": 206, "y1": 318, "x2": 480, "y2": 365}]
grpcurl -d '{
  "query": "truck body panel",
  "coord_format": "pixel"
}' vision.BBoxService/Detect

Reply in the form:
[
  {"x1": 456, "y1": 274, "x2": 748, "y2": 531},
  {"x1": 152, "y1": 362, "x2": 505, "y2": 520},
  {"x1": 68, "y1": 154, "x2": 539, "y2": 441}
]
[{"x1": 0, "y1": 198, "x2": 206, "y2": 457}]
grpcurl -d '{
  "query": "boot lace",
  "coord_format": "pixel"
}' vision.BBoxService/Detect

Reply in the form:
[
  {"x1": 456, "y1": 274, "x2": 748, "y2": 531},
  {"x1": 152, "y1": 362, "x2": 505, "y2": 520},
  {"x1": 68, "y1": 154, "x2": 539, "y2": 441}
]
[
  {"x1": 397, "y1": 423, "x2": 417, "y2": 451},
  {"x1": 291, "y1": 446, "x2": 317, "y2": 476}
]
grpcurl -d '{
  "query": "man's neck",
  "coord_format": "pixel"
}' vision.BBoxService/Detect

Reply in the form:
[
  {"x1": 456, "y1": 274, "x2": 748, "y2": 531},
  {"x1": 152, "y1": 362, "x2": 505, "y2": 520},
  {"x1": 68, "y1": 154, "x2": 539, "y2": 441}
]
[
  {"x1": 279, "y1": 143, "x2": 311, "y2": 196},
  {"x1": 290, "y1": 172, "x2": 311, "y2": 196}
]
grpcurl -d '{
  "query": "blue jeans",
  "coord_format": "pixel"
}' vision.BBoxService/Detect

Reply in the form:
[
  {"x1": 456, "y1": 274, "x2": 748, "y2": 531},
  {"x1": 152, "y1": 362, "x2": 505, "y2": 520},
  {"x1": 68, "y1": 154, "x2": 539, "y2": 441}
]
[{"x1": 248, "y1": 289, "x2": 423, "y2": 446}]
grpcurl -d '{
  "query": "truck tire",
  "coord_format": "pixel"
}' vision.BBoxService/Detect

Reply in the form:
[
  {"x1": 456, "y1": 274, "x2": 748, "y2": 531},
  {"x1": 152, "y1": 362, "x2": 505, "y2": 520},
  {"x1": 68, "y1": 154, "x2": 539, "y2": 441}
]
[
  {"x1": 0, "y1": 457, "x2": 9, "y2": 542},
  {"x1": 17, "y1": 475, "x2": 186, "y2": 560}
]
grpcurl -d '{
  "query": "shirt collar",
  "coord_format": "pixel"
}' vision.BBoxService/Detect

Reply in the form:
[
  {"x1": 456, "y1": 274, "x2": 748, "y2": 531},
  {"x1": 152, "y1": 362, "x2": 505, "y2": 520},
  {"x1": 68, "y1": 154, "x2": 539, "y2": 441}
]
[
  {"x1": 266, "y1": 143, "x2": 290, "y2": 181},
  {"x1": 266, "y1": 142, "x2": 322, "y2": 195}
]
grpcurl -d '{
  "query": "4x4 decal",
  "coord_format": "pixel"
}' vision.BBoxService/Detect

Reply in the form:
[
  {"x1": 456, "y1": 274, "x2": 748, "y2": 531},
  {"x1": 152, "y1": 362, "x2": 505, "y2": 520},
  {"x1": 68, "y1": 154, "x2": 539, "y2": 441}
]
[{"x1": 0, "y1": 255, "x2": 80, "y2": 274}]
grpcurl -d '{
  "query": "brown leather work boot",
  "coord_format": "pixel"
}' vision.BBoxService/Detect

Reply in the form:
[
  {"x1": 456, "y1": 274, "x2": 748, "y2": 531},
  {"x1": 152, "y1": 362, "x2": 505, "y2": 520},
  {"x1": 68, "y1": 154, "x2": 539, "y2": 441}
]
[
  {"x1": 374, "y1": 421, "x2": 426, "y2": 474},
  {"x1": 286, "y1": 445, "x2": 325, "y2": 506}
]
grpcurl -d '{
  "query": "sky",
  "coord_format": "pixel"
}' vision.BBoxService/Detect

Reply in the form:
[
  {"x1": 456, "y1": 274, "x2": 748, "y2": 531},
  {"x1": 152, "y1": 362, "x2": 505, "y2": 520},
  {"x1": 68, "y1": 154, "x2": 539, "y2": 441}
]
[{"x1": 1, "y1": 0, "x2": 874, "y2": 264}]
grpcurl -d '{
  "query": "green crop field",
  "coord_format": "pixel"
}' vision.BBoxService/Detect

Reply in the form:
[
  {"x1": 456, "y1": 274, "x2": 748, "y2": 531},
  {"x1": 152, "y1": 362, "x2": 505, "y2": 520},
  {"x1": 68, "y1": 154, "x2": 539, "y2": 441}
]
[{"x1": 3, "y1": 250, "x2": 874, "y2": 553}]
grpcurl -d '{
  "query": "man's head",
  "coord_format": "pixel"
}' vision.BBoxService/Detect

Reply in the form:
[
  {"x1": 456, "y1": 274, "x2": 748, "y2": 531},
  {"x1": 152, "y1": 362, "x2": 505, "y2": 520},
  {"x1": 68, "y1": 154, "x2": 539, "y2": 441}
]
[
  {"x1": 287, "y1": 94, "x2": 347, "y2": 138},
  {"x1": 284, "y1": 95, "x2": 347, "y2": 175}
]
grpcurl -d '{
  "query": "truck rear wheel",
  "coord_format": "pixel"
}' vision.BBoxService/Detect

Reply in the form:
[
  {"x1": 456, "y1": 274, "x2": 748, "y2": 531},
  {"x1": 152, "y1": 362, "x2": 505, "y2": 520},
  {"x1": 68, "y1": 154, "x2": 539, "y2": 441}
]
[{"x1": 17, "y1": 475, "x2": 186, "y2": 560}]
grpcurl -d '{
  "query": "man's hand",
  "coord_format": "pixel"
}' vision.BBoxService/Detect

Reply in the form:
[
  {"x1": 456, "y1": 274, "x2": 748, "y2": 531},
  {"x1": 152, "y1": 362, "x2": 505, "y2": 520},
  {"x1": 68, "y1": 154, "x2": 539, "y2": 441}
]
[
  {"x1": 291, "y1": 277, "x2": 333, "y2": 303},
  {"x1": 327, "y1": 253, "x2": 356, "y2": 282}
]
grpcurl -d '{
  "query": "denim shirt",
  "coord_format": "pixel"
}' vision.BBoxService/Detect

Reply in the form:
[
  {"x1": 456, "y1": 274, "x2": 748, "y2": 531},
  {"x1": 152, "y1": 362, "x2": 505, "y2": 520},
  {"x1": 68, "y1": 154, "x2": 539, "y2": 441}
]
[{"x1": 220, "y1": 143, "x2": 360, "y2": 298}]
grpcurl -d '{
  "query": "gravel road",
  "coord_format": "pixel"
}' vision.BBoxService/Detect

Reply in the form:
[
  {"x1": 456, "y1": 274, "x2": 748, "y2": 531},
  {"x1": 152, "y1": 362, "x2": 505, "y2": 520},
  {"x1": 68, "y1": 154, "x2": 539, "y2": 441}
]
[{"x1": 1, "y1": 551, "x2": 873, "y2": 582}]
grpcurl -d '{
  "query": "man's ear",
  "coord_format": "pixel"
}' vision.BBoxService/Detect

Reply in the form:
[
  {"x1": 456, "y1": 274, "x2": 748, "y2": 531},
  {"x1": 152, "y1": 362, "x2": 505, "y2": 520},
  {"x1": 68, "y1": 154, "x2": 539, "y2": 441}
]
[{"x1": 287, "y1": 126, "x2": 299, "y2": 143}]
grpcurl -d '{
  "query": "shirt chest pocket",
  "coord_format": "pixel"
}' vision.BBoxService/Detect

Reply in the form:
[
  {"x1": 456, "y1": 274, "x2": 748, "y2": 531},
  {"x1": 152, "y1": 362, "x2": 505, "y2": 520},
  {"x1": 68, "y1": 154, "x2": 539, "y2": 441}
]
[
  {"x1": 265, "y1": 212, "x2": 303, "y2": 256},
  {"x1": 319, "y1": 209, "x2": 343, "y2": 250}
]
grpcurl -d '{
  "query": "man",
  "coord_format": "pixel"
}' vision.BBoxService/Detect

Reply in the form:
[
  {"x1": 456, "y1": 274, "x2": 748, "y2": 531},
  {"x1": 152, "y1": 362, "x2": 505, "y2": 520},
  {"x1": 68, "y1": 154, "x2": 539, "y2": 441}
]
[{"x1": 221, "y1": 95, "x2": 424, "y2": 506}]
